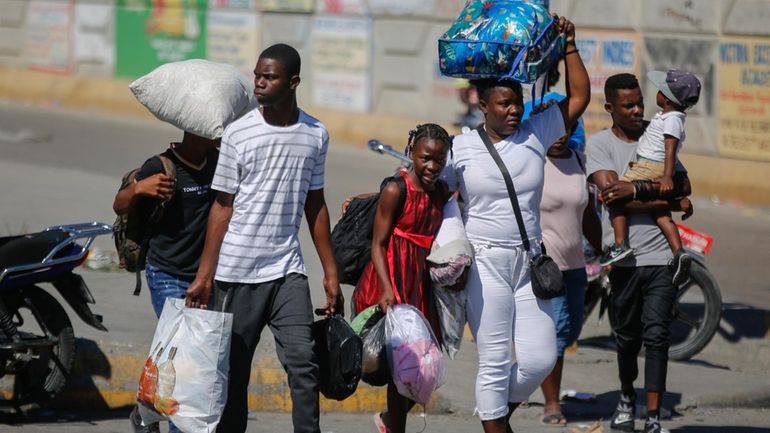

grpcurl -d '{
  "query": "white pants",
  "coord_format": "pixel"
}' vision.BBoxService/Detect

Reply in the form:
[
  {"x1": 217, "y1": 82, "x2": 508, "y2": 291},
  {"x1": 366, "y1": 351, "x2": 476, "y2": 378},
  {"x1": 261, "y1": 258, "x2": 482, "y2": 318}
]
[{"x1": 466, "y1": 243, "x2": 557, "y2": 421}]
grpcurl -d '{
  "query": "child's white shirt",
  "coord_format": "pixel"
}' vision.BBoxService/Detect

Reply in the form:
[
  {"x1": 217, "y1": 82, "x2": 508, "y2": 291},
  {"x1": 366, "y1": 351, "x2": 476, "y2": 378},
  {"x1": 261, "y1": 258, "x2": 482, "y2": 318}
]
[{"x1": 636, "y1": 111, "x2": 686, "y2": 162}]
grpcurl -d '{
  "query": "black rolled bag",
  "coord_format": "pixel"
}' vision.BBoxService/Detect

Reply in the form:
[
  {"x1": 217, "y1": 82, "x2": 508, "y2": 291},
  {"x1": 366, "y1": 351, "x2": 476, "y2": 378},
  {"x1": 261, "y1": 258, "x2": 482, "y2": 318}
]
[{"x1": 312, "y1": 315, "x2": 363, "y2": 401}]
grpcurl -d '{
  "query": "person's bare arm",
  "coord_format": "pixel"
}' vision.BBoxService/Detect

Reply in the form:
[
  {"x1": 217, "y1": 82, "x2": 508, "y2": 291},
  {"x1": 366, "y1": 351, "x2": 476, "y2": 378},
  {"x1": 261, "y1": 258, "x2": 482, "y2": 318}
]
[
  {"x1": 305, "y1": 189, "x2": 344, "y2": 318},
  {"x1": 659, "y1": 135, "x2": 679, "y2": 194},
  {"x1": 185, "y1": 192, "x2": 234, "y2": 309},
  {"x1": 582, "y1": 191, "x2": 603, "y2": 253},
  {"x1": 594, "y1": 170, "x2": 693, "y2": 216},
  {"x1": 113, "y1": 173, "x2": 175, "y2": 214},
  {"x1": 555, "y1": 16, "x2": 591, "y2": 133},
  {"x1": 370, "y1": 182, "x2": 402, "y2": 312}
]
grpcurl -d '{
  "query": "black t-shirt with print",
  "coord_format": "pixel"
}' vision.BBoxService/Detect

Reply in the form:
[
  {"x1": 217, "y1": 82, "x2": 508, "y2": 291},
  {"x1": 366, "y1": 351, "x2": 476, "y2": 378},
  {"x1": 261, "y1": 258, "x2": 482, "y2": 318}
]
[{"x1": 135, "y1": 146, "x2": 218, "y2": 278}]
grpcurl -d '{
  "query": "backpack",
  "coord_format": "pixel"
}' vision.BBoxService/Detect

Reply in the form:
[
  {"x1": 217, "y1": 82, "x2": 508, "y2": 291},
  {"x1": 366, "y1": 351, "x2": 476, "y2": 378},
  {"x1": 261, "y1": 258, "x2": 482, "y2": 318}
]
[
  {"x1": 312, "y1": 315, "x2": 363, "y2": 401},
  {"x1": 331, "y1": 175, "x2": 406, "y2": 286},
  {"x1": 113, "y1": 155, "x2": 176, "y2": 295}
]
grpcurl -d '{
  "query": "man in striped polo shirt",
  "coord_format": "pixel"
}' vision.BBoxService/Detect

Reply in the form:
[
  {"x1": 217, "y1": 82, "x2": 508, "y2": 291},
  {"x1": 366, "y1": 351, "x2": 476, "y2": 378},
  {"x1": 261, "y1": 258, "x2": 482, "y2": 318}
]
[{"x1": 185, "y1": 43, "x2": 343, "y2": 433}]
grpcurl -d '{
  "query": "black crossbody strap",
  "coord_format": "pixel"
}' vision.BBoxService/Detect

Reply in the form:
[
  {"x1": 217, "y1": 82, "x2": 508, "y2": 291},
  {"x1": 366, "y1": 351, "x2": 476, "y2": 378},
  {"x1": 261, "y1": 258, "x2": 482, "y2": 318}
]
[{"x1": 477, "y1": 127, "x2": 531, "y2": 252}]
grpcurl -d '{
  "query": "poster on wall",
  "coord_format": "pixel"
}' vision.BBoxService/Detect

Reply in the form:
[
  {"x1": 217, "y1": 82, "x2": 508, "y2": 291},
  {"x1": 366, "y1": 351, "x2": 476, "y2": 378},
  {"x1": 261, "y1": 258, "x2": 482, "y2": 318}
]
[
  {"x1": 73, "y1": 3, "x2": 115, "y2": 71},
  {"x1": 115, "y1": 0, "x2": 207, "y2": 78},
  {"x1": 311, "y1": 16, "x2": 371, "y2": 112},
  {"x1": 368, "y1": 0, "x2": 434, "y2": 16},
  {"x1": 718, "y1": 37, "x2": 770, "y2": 161},
  {"x1": 207, "y1": 10, "x2": 259, "y2": 75},
  {"x1": 26, "y1": 0, "x2": 74, "y2": 74},
  {"x1": 316, "y1": 0, "x2": 367, "y2": 15},
  {"x1": 259, "y1": 0, "x2": 314, "y2": 12},
  {"x1": 575, "y1": 29, "x2": 641, "y2": 135},
  {"x1": 210, "y1": 0, "x2": 254, "y2": 8}
]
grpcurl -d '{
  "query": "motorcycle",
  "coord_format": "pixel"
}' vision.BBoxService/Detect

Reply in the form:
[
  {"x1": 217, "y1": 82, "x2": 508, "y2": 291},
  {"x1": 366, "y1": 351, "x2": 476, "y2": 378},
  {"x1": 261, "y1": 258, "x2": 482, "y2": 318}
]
[
  {"x1": 584, "y1": 224, "x2": 722, "y2": 361},
  {"x1": 369, "y1": 139, "x2": 723, "y2": 361},
  {"x1": 0, "y1": 222, "x2": 111, "y2": 410}
]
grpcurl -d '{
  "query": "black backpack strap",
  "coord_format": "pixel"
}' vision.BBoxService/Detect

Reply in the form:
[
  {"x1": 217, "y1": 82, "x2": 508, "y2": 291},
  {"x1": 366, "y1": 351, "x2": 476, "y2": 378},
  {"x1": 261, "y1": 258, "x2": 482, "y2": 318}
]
[
  {"x1": 573, "y1": 149, "x2": 586, "y2": 173},
  {"x1": 477, "y1": 128, "x2": 530, "y2": 252},
  {"x1": 133, "y1": 270, "x2": 142, "y2": 296},
  {"x1": 393, "y1": 175, "x2": 407, "y2": 221}
]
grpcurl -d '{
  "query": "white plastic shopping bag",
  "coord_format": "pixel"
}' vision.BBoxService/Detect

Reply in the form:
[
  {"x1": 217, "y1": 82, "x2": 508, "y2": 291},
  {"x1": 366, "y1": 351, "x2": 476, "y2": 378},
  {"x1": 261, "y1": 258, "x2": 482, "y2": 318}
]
[
  {"x1": 427, "y1": 197, "x2": 473, "y2": 286},
  {"x1": 137, "y1": 298, "x2": 233, "y2": 433},
  {"x1": 384, "y1": 305, "x2": 446, "y2": 404}
]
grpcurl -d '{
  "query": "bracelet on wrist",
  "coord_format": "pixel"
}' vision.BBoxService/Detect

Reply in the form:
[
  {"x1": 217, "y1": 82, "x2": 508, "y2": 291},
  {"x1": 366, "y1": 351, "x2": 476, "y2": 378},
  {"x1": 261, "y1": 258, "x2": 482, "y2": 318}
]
[{"x1": 564, "y1": 48, "x2": 580, "y2": 56}]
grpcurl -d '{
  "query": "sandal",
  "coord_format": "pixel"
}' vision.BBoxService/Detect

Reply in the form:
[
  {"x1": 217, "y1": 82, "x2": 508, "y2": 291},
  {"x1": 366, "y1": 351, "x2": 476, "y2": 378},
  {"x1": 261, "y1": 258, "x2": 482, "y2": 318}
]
[
  {"x1": 541, "y1": 412, "x2": 568, "y2": 427},
  {"x1": 373, "y1": 412, "x2": 391, "y2": 433}
]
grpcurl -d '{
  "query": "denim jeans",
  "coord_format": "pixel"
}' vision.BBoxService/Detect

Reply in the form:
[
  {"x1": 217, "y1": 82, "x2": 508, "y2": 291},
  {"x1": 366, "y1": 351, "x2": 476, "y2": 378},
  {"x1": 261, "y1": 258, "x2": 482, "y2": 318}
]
[
  {"x1": 552, "y1": 267, "x2": 588, "y2": 356},
  {"x1": 143, "y1": 262, "x2": 191, "y2": 433},
  {"x1": 145, "y1": 262, "x2": 193, "y2": 318}
]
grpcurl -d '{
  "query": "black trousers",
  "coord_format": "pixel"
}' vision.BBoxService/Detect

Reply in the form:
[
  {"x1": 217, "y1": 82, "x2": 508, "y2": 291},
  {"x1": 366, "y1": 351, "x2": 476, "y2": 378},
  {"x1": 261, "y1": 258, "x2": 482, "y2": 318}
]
[
  {"x1": 213, "y1": 273, "x2": 320, "y2": 433},
  {"x1": 608, "y1": 265, "x2": 676, "y2": 393}
]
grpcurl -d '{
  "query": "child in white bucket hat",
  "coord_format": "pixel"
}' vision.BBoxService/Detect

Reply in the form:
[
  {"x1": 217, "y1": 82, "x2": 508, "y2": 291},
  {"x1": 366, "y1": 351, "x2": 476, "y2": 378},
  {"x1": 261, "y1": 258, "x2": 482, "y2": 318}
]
[{"x1": 601, "y1": 69, "x2": 701, "y2": 286}]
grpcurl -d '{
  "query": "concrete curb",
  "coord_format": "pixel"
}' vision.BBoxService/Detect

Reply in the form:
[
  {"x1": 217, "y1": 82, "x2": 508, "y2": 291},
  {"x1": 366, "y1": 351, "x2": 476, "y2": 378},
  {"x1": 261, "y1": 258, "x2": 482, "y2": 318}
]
[
  {"x1": 34, "y1": 339, "x2": 450, "y2": 414},
  {"x1": 2, "y1": 66, "x2": 769, "y2": 207}
]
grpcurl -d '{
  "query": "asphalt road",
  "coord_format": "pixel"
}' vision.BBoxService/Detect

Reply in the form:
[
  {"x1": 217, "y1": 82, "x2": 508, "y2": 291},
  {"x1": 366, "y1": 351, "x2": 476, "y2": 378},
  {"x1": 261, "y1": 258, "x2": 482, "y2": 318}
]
[
  {"x1": 1, "y1": 103, "x2": 769, "y2": 432},
  {"x1": 1, "y1": 102, "x2": 768, "y2": 309}
]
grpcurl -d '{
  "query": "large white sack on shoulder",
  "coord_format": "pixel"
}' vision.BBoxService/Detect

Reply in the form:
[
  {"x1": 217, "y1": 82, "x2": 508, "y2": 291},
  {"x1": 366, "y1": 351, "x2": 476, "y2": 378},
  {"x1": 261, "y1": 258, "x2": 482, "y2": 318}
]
[
  {"x1": 130, "y1": 59, "x2": 257, "y2": 139},
  {"x1": 427, "y1": 198, "x2": 472, "y2": 264}
]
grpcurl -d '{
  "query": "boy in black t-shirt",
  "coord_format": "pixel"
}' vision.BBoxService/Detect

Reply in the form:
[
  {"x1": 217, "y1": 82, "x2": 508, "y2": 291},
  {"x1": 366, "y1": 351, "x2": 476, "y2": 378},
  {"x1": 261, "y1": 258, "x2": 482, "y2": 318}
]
[
  {"x1": 114, "y1": 132, "x2": 219, "y2": 316},
  {"x1": 113, "y1": 131, "x2": 218, "y2": 433}
]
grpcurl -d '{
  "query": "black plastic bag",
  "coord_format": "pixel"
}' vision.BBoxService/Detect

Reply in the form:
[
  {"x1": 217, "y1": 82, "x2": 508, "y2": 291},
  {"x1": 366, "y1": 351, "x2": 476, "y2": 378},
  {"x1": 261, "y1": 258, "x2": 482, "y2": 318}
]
[
  {"x1": 312, "y1": 315, "x2": 363, "y2": 401},
  {"x1": 358, "y1": 311, "x2": 389, "y2": 387}
]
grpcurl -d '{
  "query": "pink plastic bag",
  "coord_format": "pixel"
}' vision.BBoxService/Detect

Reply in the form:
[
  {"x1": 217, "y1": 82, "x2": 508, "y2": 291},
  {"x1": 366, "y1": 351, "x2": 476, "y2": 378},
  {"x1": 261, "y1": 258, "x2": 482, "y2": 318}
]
[{"x1": 384, "y1": 305, "x2": 446, "y2": 404}]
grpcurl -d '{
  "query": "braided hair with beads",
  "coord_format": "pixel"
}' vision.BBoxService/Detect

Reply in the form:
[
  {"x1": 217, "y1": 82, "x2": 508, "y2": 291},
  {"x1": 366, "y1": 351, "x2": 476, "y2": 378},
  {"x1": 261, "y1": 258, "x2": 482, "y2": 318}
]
[{"x1": 405, "y1": 123, "x2": 453, "y2": 157}]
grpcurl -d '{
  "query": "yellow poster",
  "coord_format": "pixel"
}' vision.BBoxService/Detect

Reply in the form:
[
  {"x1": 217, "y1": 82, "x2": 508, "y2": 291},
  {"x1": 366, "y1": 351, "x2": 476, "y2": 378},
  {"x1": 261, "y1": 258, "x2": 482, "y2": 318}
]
[
  {"x1": 575, "y1": 29, "x2": 641, "y2": 136},
  {"x1": 718, "y1": 37, "x2": 770, "y2": 161}
]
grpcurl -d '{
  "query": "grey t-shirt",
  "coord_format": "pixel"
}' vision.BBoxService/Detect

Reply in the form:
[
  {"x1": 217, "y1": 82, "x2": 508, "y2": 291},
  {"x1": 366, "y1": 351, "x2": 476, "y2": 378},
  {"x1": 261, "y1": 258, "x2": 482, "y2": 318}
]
[{"x1": 585, "y1": 129, "x2": 672, "y2": 267}]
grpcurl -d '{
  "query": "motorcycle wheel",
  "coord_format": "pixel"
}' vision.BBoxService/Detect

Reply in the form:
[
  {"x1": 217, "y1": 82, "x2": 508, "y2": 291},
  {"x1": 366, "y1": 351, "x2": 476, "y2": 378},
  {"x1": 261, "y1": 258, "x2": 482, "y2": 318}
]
[
  {"x1": 5, "y1": 286, "x2": 76, "y2": 410},
  {"x1": 668, "y1": 260, "x2": 723, "y2": 361}
]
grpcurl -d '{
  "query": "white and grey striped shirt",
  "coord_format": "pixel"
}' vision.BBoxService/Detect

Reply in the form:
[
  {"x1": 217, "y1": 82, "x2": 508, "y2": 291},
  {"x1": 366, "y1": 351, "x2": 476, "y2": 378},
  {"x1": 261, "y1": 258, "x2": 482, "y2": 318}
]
[{"x1": 212, "y1": 108, "x2": 328, "y2": 283}]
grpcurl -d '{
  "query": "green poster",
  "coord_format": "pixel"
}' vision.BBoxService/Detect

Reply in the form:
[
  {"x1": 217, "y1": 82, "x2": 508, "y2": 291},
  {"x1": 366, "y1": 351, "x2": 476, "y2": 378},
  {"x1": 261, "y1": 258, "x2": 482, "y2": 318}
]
[{"x1": 116, "y1": 0, "x2": 208, "y2": 78}]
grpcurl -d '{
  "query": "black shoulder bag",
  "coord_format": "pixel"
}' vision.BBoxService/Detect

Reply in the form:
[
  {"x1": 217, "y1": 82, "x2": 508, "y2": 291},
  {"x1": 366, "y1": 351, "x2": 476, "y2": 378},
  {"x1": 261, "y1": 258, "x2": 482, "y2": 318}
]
[{"x1": 477, "y1": 128, "x2": 564, "y2": 299}]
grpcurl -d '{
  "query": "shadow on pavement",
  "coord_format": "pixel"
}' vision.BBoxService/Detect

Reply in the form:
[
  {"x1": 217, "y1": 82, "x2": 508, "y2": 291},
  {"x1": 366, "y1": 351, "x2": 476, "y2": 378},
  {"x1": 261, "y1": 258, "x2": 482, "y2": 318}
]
[
  {"x1": 52, "y1": 338, "x2": 113, "y2": 411},
  {"x1": 557, "y1": 390, "x2": 683, "y2": 422},
  {"x1": 671, "y1": 427, "x2": 770, "y2": 433},
  {"x1": 0, "y1": 407, "x2": 133, "y2": 425},
  {"x1": 718, "y1": 303, "x2": 770, "y2": 343}
]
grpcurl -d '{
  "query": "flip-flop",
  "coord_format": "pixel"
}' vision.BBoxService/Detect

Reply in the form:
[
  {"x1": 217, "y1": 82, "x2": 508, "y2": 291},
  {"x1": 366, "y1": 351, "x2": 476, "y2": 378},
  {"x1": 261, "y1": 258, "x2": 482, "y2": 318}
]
[{"x1": 541, "y1": 412, "x2": 568, "y2": 427}]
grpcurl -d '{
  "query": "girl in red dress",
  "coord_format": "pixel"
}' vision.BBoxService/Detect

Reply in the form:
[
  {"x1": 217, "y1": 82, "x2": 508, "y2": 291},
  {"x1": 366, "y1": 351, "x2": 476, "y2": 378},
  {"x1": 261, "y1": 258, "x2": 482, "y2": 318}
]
[{"x1": 352, "y1": 124, "x2": 453, "y2": 433}]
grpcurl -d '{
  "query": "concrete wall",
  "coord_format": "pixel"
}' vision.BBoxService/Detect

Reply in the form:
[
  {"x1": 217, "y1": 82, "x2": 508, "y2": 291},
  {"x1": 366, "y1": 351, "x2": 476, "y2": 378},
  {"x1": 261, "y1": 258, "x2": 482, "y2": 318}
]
[{"x1": 1, "y1": 0, "x2": 769, "y2": 165}]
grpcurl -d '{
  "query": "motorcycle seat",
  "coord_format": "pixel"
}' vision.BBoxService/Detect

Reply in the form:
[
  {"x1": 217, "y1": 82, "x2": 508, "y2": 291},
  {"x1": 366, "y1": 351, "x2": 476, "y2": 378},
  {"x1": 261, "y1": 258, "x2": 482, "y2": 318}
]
[{"x1": 0, "y1": 230, "x2": 73, "y2": 273}]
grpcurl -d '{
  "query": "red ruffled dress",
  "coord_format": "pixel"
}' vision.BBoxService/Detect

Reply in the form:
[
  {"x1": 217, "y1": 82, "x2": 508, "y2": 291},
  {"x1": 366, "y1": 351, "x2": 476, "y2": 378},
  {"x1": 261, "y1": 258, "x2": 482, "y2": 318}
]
[{"x1": 353, "y1": 169, "x2": 446, "y2": 339}]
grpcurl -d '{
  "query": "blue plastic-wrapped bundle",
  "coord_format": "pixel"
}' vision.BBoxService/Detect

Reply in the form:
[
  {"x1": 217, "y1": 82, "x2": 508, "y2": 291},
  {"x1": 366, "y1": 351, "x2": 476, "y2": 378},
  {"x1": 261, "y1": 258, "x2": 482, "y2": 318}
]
[{"x1": 438, "y1": 0, "x2": 565, "y2": 83}]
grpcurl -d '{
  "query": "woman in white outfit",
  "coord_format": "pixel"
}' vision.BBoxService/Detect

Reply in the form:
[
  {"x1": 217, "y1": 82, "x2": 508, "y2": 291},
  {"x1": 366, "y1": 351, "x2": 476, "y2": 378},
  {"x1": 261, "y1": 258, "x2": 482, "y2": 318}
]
[{"x1": 440, "y1": 17, "x2": 590, "y2": 433}]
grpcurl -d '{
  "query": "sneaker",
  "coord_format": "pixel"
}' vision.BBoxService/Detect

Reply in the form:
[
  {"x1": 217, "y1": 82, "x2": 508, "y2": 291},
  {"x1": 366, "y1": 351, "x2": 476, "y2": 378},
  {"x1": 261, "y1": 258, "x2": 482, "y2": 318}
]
[
  {"x1": 670, "y1": 251, "x2": 692, "y2": 286},
  {"x1": 600, "y1": 243, "x2": 634, "y2": 266},
  {"x1": 610, "y1": 393, "x2": 636, "y2": 432},
  {"x1": 644, "y1": 417, "x2": 670, "y2": 433},
  {"x1": 130, "y1": 406, "x2": 160, "y2": 433}
]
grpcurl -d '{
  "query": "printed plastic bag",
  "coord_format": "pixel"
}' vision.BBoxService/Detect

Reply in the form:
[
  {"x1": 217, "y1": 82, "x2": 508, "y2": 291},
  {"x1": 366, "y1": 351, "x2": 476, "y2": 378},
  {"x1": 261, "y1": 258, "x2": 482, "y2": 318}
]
[
  {"x1": 432, "y1": 285, "x2": 467, "y2": 360},
  {"x1": 137, "y1": 298, "x2": 233, "y2": 433},
  {"x1": 438, "y1": 0, "x2": 565, "y2": 83},
  {"x1": 130, "y1": 59, "x2": 257, "y2": 139},
  {"x1": 427, "y1": 198, "x2": 473, "y2": 286},
  {"x1": 312, "y1": 315, "x2": 363, "y2": 401},
  {"x1": 358, "y1": 310, "x2": 389, "y2": 387},
  {"x1": 384, "y1": 305, "x2": 446, "y2": 404}
]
